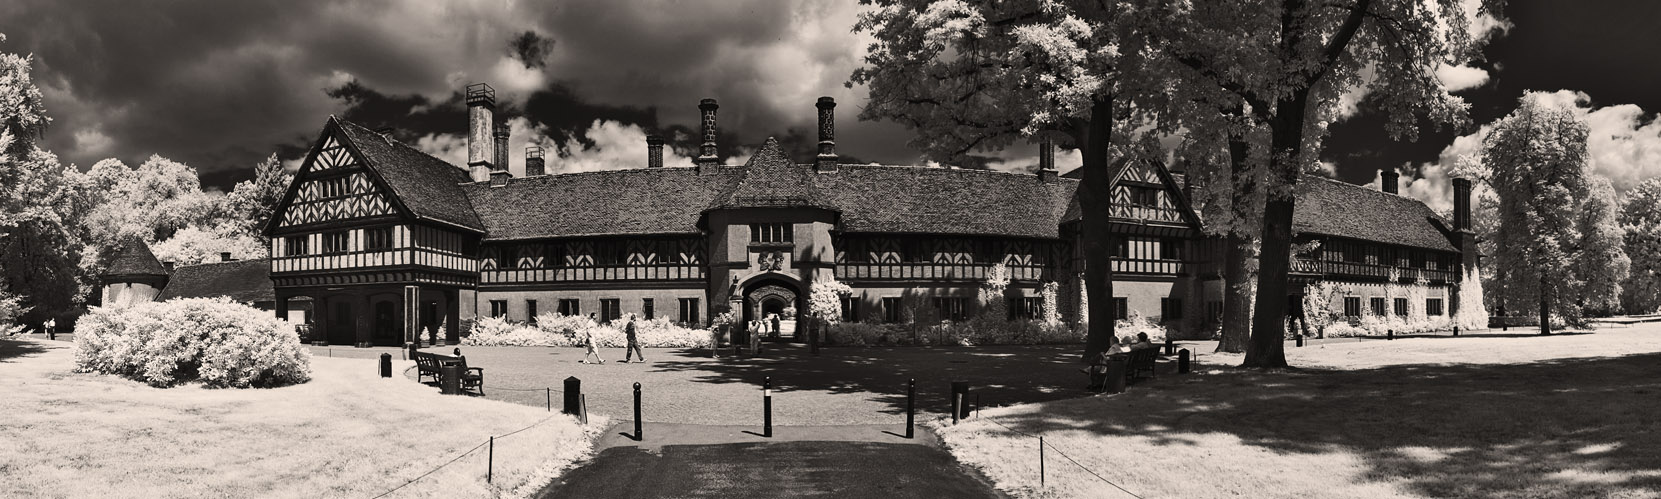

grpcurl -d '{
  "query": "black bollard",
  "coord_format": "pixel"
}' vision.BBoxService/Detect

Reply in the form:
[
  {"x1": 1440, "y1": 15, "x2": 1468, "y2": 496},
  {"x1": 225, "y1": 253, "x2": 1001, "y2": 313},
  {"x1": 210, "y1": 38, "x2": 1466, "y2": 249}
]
[
  {"x1": 404, "y1": 342, "x2": 415, "y2": 361},
  {"x1": 633, "y1": 382, "x2": 643, "y2": 441},
  {"x1": 905, "y1": 378, "x2": 915, "y2": 439},
  {"x1": 440, "y1": 363, "x2": 461, "y2": 395},
  {"x1": 951, "y1": 381, "x2": 969, "y2": 423},
  {"x1": 486, "y1": 436, "x2": 494, "y2": 484},
  {"x1": 1387, "y1": 330, "x2": 1395, "y2": 341},
  {"x1": 1178, "y1": 349, "x2": 1191, "y2": 374},
  {"x1": 563, "y1": 376, "x2": 582, "y2": 416},
  {"x1": 763, "y1": 377, "x2": 773, "y2": 438},
  {"x1": 1164, "y1": 337, "x2": 1174, "y2": 355},
  {"x1": 1454, "y1": 325, "x2": 1460, "y2": 337},
  {"x1": 1295, "y1": 334, "x2": 1305, "y2": 348},
  {"x1": 379, "y1": 353, "x2": 392, "y2": 378}
]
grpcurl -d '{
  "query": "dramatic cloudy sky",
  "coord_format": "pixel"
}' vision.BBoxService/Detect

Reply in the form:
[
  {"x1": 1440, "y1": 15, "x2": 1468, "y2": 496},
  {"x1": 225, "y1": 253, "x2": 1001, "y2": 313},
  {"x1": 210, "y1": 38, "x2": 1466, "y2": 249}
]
[{"x1": 3, "y1": 0, "x2": 1659, "y2": 211}]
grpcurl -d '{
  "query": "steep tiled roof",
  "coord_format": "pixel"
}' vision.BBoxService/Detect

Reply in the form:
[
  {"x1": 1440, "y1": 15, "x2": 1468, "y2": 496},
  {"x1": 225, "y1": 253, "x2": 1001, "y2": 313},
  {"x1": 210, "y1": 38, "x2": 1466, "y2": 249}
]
[
  {"x1": 463, "y1": 167, "x2": 741, "y2": 240},
  {"x1": 709, "y1": 138, "x2": 835, "y2": 211},
  {"x1": 103, "y1": 237, "x2": 168, "y2": 277},
  {"x1": 1294, "y1": 176, "x2": 1458, "y2": 252},
  {"x1": 156, "y1": 259, "x2": 274, "y2": 304},
  {"x1": 817, "y1": 165, "x2": 1078, "y2": 238},
  {"x1": 332, "y1": 118, "x2": 485, "y2": 233}
]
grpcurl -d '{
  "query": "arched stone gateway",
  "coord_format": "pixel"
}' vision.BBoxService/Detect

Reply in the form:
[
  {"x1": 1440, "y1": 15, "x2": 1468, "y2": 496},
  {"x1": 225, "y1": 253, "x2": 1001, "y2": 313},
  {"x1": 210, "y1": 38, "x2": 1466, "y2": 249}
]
[{"x1": 745, "y1": 282, "x2": 800, "y2": 342}]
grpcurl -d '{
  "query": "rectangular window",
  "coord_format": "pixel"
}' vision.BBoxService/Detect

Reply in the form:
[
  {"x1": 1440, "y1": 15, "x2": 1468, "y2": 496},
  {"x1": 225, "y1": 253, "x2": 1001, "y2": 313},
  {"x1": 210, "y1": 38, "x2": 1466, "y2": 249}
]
[
  {"x1": 932, "y1": 297, "x2": 968, "y2": 321},
  {"x1": 840, "y1": 295, "x2": 860, "y2": 322},
  {"x1": 1111, "y1": 238, "x2": 1129, "y2": 258},
  {"x1": 1370, "y1": 297, "x2": 1387, "y2": 317},
  {"x1": 557, "y1": 299, "x2": 579, "y2": 316},
  {"x1": 1161, "y1": 298, "x2": 1184, "y2": 321},
  {"x1": 1344, "y1": 297, "x2": 1361, "y2": 318},
  {"x1": 318, "y1": 177, "x2": 349, "y2": 198},
  {"x1": 1427, "y1": 298, "x2": 1444, "y2": 316},
  {"x1": 750, "y1": 223, "x2": 792, "y2": 244},
  {"x1": 1159, "y1": 238, "x2": 1183, "y2": 260},
  {"x1": 1127, "y1": 185, "x2": 1160, "y2": 207},
  {"x1": 678, "y1": 298, "x2": 700, "y2": 324},
  {"x1": 285, "y1": 235, "x2": 309, "y2": 256},
  {"x1": 600, "y1": 299, "x2": 621, "y2": 323},
  {"x1": 526, "y1": 300, "x2": 538, "y2": 323},
  {"x1": 881, "y1": 297, "x2": 902, "y2": 323},
  {"x1": 365, "y1": 227, "x2": 393, "y2": 251},
  {"x1": 1207, "y1": 300, "x2": 1223, "y2": 323},
  {"x1": 1394, "y1": 298, "x2": 1409, "y2": 317},
  {"x1": 1113, "y1": 297, "x2": 1129, "y2": 321},
  {"x1": 321, "y1": 231, "x2": 349, "y2": 254},
  {"x1": 642, "y1": 298, "x2": 654, "y2": 320},
  {"x1": 489, "y1": 300, "x2": 508, "y2": 318},
  {"x1": 1016, "y1": 297, "x2": 1043, "y2": 320}
]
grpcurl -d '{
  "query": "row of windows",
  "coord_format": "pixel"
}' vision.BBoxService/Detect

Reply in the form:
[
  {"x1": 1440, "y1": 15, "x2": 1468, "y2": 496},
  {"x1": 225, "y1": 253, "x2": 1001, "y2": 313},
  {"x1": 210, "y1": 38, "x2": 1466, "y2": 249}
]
[
  {"x1": 1319, "y1": 239, "x2": 1455, "y2": 270},
  {"x1": 284, "y1": 227, "x2": 394, "y2": 256},
  {"x1": 488, "y1": 298, "x2": 701, "y2": 324},
  {"x1": 1109, "y1": 237, "x2": 1184, "y2": 260},
  {"x1": 1340, "y1": 297, "x2": 1445, "y2": 317},
  {"x1": 858, "y1": 296, "x2": 1184, "y2": 324},
  {"x1": 751, "y1": 223, "x2": 792, "y2": 244}
]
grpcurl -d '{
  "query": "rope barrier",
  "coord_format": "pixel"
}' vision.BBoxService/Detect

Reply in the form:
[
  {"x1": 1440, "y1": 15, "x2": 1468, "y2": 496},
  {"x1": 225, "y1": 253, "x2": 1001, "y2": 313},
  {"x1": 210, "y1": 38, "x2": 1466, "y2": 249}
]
[
  {"x1": 979, "y1": 416, "x2": 1145, "y2": 499},
  {"x1": 366, "y1": 414, "x2": 561, "y2": 498}
]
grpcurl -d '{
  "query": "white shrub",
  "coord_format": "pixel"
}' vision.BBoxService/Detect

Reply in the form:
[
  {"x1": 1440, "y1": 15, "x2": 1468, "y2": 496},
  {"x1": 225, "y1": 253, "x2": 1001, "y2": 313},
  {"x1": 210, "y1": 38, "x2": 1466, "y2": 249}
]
[
  {"x1": 463, "y1": 314, "x2": 712, "y2": 348},
  {"x1": 74, "y1": 298, "x2": 311, "y2": 388}
]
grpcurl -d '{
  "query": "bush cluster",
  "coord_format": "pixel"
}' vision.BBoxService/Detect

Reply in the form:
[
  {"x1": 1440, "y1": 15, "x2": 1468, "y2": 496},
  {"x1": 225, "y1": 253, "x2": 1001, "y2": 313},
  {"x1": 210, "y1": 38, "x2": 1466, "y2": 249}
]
[
  {"x1": 463, "y1": 314, "x2": 713, "y2": 348},
  {"x1": 824, "y1": 317, "x2": 1087, "y2": 346},
  {"x1": 74, "y1": 298, "x2": 312, "y2": 388}
]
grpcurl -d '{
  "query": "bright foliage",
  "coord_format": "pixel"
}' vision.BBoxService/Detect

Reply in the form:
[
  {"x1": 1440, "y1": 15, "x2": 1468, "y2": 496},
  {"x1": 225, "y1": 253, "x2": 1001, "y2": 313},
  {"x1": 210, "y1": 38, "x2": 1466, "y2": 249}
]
[{"x1": 74, "y1": 297, "x2": 312, "y2": 388}]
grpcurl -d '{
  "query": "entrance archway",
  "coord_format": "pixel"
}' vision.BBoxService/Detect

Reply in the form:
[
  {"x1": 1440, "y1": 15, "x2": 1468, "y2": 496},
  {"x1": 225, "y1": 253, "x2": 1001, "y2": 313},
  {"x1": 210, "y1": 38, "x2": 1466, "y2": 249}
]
[{"x1": 745, "y1": 281, "x2": 800, "y2": 342}]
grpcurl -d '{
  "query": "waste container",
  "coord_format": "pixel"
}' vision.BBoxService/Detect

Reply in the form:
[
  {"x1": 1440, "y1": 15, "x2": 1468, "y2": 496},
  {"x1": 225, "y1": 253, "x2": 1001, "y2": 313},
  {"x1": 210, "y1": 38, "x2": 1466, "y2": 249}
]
[
  {"x1": 440, "y1": 362, "x2": 461, "y2": 395},
  {"x1": 1104, "y1": 356, "x2": 1128, "y2": 394}
]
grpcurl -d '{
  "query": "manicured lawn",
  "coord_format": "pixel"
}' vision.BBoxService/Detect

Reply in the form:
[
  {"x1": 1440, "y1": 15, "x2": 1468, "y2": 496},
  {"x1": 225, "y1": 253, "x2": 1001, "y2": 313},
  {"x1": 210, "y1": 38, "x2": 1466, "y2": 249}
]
[
  {"x1": 935, "y1": 325, "x2": 1661, "y2": 499},
  {"x1": 0, "y1": 337, "x2": 597, "y2": 499}
]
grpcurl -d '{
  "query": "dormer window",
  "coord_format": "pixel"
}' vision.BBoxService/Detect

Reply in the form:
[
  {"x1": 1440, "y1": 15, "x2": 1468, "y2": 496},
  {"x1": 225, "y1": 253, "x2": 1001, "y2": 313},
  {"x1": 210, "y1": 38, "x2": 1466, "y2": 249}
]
[
  {"x1": 318, "y1": 177, "x2": 350, "y2": 198},
  {"x1": 751, "y1": 223, "x2": 792, "y2": 244}
]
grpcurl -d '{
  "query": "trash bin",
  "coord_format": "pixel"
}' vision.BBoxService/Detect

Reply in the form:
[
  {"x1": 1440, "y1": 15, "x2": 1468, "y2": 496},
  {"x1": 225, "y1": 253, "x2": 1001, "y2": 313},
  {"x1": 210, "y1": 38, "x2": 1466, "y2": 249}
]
[
  {"x1": 440, "y1": 362, "x2": 461, "y2": 395},
  {"x1": 1104, "y1": 356, "x2": 1128, "y2": 394}
]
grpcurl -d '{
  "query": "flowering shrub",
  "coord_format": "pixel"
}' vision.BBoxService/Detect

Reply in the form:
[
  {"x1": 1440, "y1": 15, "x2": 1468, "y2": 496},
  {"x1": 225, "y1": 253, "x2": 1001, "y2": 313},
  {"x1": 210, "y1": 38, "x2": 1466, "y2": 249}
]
[
  {"x1": 74, "y1": 298, "x2": 311, "y2": 388},
  {"x1": 825, "y1": 318, "x2": 1083, "y2": 347},
  {"x1": 462, "y1": 315, "x2": 712, "y2": 348},
  {"x1": 1113, "y1": 313, "x2": 1169, "y2": 344}
]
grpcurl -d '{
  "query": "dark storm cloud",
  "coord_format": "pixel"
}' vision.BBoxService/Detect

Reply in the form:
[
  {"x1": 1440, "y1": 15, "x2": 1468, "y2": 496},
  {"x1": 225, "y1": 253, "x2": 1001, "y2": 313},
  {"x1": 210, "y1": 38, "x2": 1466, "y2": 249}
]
[{"x1": 0, "y1": 0, "x2": 919, "y2": 190}]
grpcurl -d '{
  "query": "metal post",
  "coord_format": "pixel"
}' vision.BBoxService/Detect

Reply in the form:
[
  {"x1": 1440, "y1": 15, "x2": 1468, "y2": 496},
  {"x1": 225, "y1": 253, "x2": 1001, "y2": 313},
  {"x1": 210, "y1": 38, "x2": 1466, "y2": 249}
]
[
  {"x1": 581, "y1": 394, "x2": 589, "y2": 425},
  {"x1": 952, "y1": 392, "x2": 962, "y2": 425},
  {"x1": 379, "y1": 353, "x2": 392, "y2": 378},
  {"x1": 763, "y1": 376, "x2": 773, "y2": 438},
  {"x1": 1388, "y1": 330, "x2": 1395, "y2": 341},
  {"x1": 1039, "y1": 436, "x2": 1045, "y2": 487},
  {"x1": 975, "y1": 394, "x2": 981, "y2": 419},
  {"x1": 633, "y1": 382, "x2": 643, "y2": 441},
  {"x1": 1454, "y1": 325, "x2": 1460, "y2": 337},
  {"x1": 905, "y1": 378, "x2": 915, "y2": 439},
  {"x1": 546, "y1": 387, "x2": 551, "y2": 412},
  {"x1": 1164, "y1": 337, "x2": 1174, "y2": 355},
  {"x1": 487, "y1": 436, "x2": 494, "y2": 484}
]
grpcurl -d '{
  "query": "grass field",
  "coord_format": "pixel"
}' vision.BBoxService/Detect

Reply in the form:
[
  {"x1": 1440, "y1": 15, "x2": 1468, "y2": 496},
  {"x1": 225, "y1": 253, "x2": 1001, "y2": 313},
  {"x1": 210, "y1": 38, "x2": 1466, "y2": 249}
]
[
  {"x1": 935, "y1": 326, "x2": 1661, "y2": 499},
  {"x1": 0, "y1": 337, "x2": 598, "y2": 499}
]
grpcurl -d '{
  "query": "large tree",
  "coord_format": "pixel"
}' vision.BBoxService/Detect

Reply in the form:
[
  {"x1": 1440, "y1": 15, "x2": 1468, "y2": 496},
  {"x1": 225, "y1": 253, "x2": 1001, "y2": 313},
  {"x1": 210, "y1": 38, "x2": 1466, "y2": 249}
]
[
  {"x1": 1621, "y1": 178, "x2": 1661, "y2": 314},
  {"x1": 1150, "y1": 0, "x2": 1502, "y2": 367},
  {"x1": 223, "y1": 153, "x2": 293, "y2": 243},
  {"x1": 850, "y1": 0, "x2": 1148, "y2": 359},
  {"x1": 1485, "y1": 95, "x2": 1623, "y2": 334},
  {"x1": 0, "y1": 33, "x2": 86, "y2": 325}
]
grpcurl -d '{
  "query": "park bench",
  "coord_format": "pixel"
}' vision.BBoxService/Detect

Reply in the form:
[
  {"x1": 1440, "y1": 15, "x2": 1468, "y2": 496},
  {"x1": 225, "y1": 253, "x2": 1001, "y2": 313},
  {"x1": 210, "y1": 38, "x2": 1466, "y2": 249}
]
[
  {"x1": 412, "y1": 351, "x2": 485, "y2": 395},
  {"x1": 1125, "y1": 347, "x2": 1159, "y2": 381}
]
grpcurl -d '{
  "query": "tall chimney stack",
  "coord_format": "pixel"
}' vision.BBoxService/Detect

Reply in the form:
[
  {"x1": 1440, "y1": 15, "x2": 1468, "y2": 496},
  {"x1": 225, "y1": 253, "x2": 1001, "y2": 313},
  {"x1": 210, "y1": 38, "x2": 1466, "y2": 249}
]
[
  {"x1": 1381, "y1": 168, "x2": 1400, "y2": 194},
  {"x1": 465, "y1": 83, "x2": 497, "y2": 182},
  {"x1": 695, "y1": 98, "x2": 720, "y2": 170},
  {"x1": 1037, "y1": 136, "x2": 1058, "y2": 182},
  {"x1": 815, "y1": 97, "x2": 839, "y2": 173},
  {"x1": 1453, "y1": 177, "x2": 1472, "y2": 232},
  {"x1": 525, "y1": 146, "x2": 545, "y2": 176},
  {"x1": 493, "y1": 122, "x2": 511, "y2": 176},
  {"x1": 647, "y1": 134, "x2": 665, "y2": 168}
]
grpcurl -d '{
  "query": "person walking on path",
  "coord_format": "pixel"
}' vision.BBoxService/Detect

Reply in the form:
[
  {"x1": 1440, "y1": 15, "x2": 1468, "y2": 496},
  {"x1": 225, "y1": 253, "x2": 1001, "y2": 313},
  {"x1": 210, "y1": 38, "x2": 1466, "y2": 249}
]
[
  {"x1": 578, "y1": 323, "x2": 605, "y2": 364},
  {"x1": 770, "y1": 314, "x2": 781, "y2": 340},
  {"x1": 622, "y1": 314, "x2": 646, "y2": 363}
]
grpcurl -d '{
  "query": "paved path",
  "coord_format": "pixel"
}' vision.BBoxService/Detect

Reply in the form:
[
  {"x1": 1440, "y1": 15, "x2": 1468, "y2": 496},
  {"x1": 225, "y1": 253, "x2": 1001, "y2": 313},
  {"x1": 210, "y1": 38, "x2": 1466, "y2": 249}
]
[{"x1": 535, "y1": 423, "x2": 1004, "y2": 499}]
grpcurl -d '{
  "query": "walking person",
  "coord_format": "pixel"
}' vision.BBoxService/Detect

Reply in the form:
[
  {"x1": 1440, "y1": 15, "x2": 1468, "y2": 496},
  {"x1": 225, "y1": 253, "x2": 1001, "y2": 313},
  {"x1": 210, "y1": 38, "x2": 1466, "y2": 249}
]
[
  {"x1": 622, "y1": 314, "x2": 645, "y2": 363},
  {"x1": 770, "y1": 314, "x2": 781, "y2": 340},
  {"x1": 578, "y1": 323, "x2": 605, "y2": 364}
]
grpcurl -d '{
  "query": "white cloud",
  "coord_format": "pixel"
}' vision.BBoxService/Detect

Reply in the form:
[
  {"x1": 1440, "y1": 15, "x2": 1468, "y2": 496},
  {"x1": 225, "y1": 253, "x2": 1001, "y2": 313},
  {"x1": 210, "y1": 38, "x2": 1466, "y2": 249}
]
[
  {"x1": 72, "y1": 127, "x2": 113, "y2": 156},
  {"x1": 414, "y1": 118, "x2": 698, "y2": 175},
  {"x1": 1435, "y1": 63, "x2": 1489, "y2": 92}
]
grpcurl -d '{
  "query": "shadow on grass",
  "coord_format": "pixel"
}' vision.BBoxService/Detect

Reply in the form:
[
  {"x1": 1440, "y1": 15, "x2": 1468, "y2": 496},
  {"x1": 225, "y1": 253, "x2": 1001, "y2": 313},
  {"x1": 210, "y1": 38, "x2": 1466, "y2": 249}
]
[
  {"x1": 990, "y1": 352, "x2": 1661, "y2": 498},
  {"x1": 0, "y1": 337, "x2": 53, "y2": 363},
  {"x1": 643, "y1": 344, "x2": 1097, "y2": 415}
]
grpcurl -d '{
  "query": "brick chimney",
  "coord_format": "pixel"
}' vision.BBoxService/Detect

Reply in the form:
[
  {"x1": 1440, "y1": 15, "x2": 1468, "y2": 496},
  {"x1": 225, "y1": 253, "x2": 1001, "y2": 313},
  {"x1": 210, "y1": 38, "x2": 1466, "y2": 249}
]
[
  {"x1": 162, "y1": 261, "x2": 175, "y2": 272},
  {"x1": 646, "y1": 134, "x2": 665, "y2": 168},
  {"x1": 493, "y1": 122, "x2": 511, "y2": 178},
  {"x1": 525, "y1": 146, "x2": 545, "y2": 176},
  {"x1": 815, "y1": 97, "x2": 839, "y2": 173},
  {"x1": 1381, "y1": 168, "x2": 1400, "y2": 194},
  {"x1": 220, "y1": 252, "x2": 233, "y2": 262},
  {"x1": 1453, "y1": 177, "x2": 1472, "y2": 232},
  {"x1": 466, "y1": 83, "x2": 496, "y2": 182},
  {"x1": 1037, "y1": 136, "x2": 1058, "y2": 182},
  {"x1": 695, "y1": 98, "x2": 720, "y2": 170}
]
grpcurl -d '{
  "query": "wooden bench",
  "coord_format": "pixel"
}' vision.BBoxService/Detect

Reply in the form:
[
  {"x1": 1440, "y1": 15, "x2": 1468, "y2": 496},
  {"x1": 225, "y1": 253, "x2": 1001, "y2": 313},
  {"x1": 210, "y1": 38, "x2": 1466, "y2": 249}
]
[
  {"x1": 1125, "y1": 347, "x2": 1159, "y2": 381},
  {"x1": 413, "y1": 351, "x2": 486, "y2": 395}
]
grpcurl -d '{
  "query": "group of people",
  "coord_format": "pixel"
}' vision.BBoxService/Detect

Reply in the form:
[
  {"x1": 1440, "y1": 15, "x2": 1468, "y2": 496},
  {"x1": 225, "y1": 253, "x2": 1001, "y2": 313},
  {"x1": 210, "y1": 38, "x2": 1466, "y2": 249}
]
[
  {"x1": 1081, "y1": 332, "x2": 1159, "y2": 390},
  {"x1": 576, "y1": 313, "x2": 646, "y2": 365}
]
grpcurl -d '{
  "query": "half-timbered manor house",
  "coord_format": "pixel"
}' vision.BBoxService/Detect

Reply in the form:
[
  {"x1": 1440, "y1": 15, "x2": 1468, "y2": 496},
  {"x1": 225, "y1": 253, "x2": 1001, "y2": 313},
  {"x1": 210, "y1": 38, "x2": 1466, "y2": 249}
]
[{"x1": 101, "y1": 83, "x2": 1480, "y2": 347}]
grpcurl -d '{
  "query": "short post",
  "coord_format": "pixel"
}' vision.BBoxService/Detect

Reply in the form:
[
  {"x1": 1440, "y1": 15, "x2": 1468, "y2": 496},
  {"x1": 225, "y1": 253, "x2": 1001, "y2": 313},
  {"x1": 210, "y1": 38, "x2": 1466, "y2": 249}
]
[
  {"x1": 1178, "y1": 348, "x2": 1191, "y2": 374},
  {"x1": 763, "y1": 376, "x2": 773, "y2": 438},
  {"x1": 1039, "y1": 435, "x2": 1046, "y2": 487},
  {"x1": 975, "y1": 393, "x2": 981, "y2": 419},
  {"x1": 905, "y1": 378, "x2": 915, "y2": 439},
  {"x1": 1453, "y1": 325, "x2": 1460, "y2": 337},
  {"x1": 951, "y1": 381, "x2": 969, "y2": 424},
  {"x1": 440, "y1": 363, "x2": 461, "y2": 395},
  {"x1": 1295, "y1": 334, "x2": 1304, "y2": 347},
  {"x1": 633, "y1": 382, "x2": 643, "y2": 441},
  {"x1": 487, "y1": 436, "x2": 494, "y2": 484},
  {"x1": 379, "y1": 353, "x2": 392, "y2": 378},
  {"x1": 1387, "y1": 329, "x2": 1395, "y2": 341},
  {"x1": 546, "y1": 387, "x2": 551, "y2": 412},
  {"x1": 1164, "y1": 337, "x2": 1174, "y2": 355},
  {"x1": 580, "y1": 394, "x2": 589, "y2": 425},
  {"x1": 563, "y1": 376, "x2": 582, "y2": 416}
]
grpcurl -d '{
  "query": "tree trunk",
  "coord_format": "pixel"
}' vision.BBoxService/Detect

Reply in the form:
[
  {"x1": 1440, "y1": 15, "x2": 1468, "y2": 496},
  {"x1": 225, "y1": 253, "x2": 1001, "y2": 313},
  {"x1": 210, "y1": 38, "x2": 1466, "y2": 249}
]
[
  {"x1": 1539, "y1": 278, "x2": 1552, "y2": 335},
  {"x1": 1217, "y1": 133, "x2": 1255, "y2": 353},
  {"x1": 1243, "y1": 95, "x2": 1310, "y2": 369},
  {"x1": 1079, "y1": 96, "x2": 1118, "y2": 361}
]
